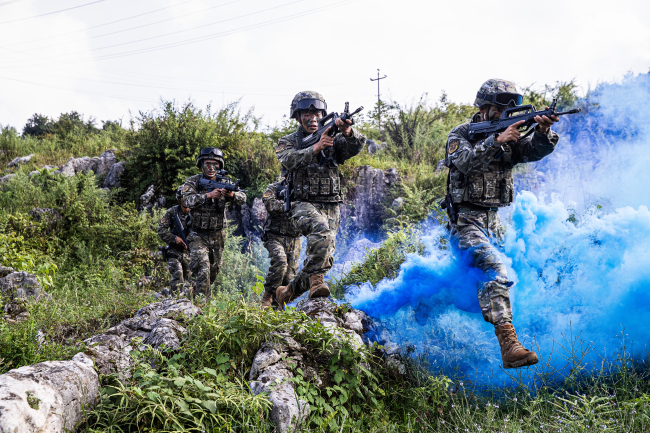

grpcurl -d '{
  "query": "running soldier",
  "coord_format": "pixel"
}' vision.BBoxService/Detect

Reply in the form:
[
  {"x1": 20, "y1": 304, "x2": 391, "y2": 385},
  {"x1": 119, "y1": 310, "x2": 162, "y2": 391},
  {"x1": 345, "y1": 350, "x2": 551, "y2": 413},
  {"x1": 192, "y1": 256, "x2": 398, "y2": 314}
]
[{"x1": 157, "y1": 186, "x2": 192, "y2": 294}]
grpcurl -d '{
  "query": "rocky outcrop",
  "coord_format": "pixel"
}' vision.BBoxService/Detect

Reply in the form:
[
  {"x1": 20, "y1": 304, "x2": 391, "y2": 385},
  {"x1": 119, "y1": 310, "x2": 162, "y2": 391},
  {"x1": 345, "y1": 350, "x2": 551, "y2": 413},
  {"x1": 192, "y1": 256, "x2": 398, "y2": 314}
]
[
  {"x1": 7, "y1": 154, "x2": 34, "y2": 168},
  {"x1": 0, "y1": 353, "x2": 99, "y2": 433},
  {"x1": 366, "y1": 139, "x2": 386, "y2": 155},
  {"x1": 55, "y1": 156, "x2": 99, "y2": 177},
  {"x1": 103, "y1": 160, "x2": 124, "y2": 189},
  {"x1": 251, "y1": 197, "x2": 267, "y2": 232},
  {"x1": 249, "y1": 298, "x2": 370, "y2": 433},
  {"x1": 95, "y1": 149, "x2": 117, "y2": 176},
  {"x1": 0, "y1": 174, "x2": 15, "y2": 184},
  {"x1": 83, "y1": 298, "x2": 201, "y2": 376},
  {"x1": 0, "y1": 270, "x2": 49, "y2": 302},
  {"x1": 343, "y1": 165, "x2": 400, "y2": 232}
]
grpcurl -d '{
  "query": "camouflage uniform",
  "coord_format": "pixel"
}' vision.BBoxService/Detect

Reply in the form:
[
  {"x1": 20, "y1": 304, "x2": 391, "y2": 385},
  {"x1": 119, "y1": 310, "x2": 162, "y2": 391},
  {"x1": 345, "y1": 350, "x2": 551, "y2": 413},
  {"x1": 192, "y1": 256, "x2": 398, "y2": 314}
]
[
  {"x1": 277, "y1": 127, "x2": 365, "y2": 297},
  {"x1": 157, "y1": 205, "x2": 191, "y2": 292},
  {"x1": 261, "y1": 181, "x2": 301, "y2": 299},
  {"x1": 445, "y1": 79, "x2": 560, "y2": 326},
  {"x1": 181, "y1": 174, "x2": 246, "y2": 297}
]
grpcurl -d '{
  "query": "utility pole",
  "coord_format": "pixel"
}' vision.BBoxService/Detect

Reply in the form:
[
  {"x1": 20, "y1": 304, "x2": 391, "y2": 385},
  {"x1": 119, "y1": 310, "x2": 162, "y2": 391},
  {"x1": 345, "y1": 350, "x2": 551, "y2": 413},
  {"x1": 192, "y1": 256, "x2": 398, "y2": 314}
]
[{"x1": 370, "y1": 69, "x2": 387, "y2": 134}]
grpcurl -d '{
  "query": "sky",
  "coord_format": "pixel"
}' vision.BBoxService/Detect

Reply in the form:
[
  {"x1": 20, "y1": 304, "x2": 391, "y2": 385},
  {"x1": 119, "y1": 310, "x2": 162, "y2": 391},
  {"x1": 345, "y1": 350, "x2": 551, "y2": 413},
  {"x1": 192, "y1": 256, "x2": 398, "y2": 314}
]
[{"x1": 0, "y1": 0, "x2": 649, "y2": 131}]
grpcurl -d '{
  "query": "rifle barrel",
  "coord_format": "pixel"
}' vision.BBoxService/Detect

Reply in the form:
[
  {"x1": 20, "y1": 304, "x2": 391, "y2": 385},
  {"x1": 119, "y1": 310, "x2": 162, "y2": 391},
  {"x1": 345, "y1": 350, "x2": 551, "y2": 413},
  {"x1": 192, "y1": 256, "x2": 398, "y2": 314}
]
[{"x1": 557, "y1": 108, "x2": 582, "y2": 115}]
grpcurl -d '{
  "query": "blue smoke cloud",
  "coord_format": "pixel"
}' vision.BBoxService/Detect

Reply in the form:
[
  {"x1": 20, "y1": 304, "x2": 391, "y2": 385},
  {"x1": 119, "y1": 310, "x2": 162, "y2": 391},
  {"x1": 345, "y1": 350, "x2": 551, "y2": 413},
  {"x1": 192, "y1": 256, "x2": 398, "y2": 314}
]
[{"x1": 345, "y1": 72, "x2": 650, "y2": 384}]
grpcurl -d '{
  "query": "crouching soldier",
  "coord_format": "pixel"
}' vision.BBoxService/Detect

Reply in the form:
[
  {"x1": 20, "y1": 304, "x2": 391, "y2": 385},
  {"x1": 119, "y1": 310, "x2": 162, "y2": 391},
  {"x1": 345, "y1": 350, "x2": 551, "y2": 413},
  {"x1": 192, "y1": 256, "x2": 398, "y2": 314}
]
[
  {"x1": 157, "y1": 186, "x2": 192, "y2": 294},
  {"x1": 260, "y1": 178, "x2": 301, "y2": 308},
  {"x1": 181, "y1": 148, "x2": 246, "y2": 298}
]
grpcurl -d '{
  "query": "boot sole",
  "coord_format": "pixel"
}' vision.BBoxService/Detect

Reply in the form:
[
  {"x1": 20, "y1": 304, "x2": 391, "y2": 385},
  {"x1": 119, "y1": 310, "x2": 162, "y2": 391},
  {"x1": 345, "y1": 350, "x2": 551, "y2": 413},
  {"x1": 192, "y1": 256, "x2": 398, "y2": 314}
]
[
  {"x1": 503, "y1": 355, "x2": 539, "y2": 369},
  {"x1": 308, "y1": 286, "x2": 330, "y2": 299}
]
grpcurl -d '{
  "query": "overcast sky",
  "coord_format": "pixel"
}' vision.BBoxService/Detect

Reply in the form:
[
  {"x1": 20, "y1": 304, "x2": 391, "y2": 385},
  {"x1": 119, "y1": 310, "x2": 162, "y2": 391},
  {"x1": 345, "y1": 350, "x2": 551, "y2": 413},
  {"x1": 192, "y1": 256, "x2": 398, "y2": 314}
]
[{"x1": 1, "y1": 0, "x2": 649, "y2": 131}]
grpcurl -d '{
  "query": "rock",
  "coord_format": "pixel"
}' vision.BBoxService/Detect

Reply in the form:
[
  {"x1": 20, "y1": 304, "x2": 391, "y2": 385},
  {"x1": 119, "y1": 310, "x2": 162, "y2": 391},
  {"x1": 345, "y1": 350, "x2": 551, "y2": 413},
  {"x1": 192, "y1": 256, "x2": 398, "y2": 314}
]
[
  {"x1": 0, "y1": 271, "x2": 50, "y2": 301},
  {"x1": 96, "y1": 149, "x2": 117, "y2": 176},
  {"x1": 366, "y1": 139, "x2": 385, "y2": 155},
  {"x1": 249, "y1": 298, "x2": 372, "y2": 432},
  {"x1": 251, "y1": 197, "x2": 267, "y2": 230},
  {"x1": 103, "y1": 160, "x2": 124, "y2": 189},
  {"x1": 392, "y1": 197, "x2": 405, "y2": 211},
  {"x1": 435, "y1": 159, "x2": 447, "y2": 172},
  {"x1": 343, "y1": 165, "x2": 400, "y2": 231},
  {"x1": 7, "y1": 154, "x2": 34, "y2": 167},
  {"x1": 55, "y1": 156, "x2": 99, "y2": 177},
  {"x1": 83, "y1": 298, "x2": 201, "y2": 376},
  {"x1": 0, "y1": 174, "x2": 15, "y2": 184},
  {"x1": 0, "y1": 266, "x2": 14, "y2": 278},
  {"x1": 0, "y1": 352, "x2": 99, "y2": 432}
]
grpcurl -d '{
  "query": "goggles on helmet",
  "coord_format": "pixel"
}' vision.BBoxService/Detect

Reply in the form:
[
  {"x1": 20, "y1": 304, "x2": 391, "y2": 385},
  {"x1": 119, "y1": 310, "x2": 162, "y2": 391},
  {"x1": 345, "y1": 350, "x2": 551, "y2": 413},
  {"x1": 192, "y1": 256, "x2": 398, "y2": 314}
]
[
  {"x1": 477, "y1": 91, "x2": 523, "y2": 107},
  {"x1": 199, "y1": 147, "x2": 223, "y2": 159},
  {"x1": 294, "y1": 99, "x2": 326, "y2": 112}
]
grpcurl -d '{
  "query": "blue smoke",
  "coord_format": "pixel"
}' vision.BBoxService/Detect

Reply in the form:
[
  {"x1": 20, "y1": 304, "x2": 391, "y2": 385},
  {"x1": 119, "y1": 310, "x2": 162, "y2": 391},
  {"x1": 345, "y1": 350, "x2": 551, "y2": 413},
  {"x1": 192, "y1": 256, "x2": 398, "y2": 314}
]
[{"x1": 346, "y1": 72, "x2": 650, "y2": 385}]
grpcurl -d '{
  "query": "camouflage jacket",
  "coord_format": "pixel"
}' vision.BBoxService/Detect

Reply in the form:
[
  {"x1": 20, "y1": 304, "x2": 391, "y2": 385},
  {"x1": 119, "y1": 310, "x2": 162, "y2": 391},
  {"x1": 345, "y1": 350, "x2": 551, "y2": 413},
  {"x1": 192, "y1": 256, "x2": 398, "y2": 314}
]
[
  {"x1": 445, "y1": 113, "x2": 559, "y2": 207},
  {"x1": 157, "y1": 205, "x2": 190, "y2": 250},
  {"x1": 262, "y1": 181, "x2": 299, "y2": 237},
  {"x1": 276, "y1": 126, "x2": 366, "y2": 202},
  {"x1": 181, "y1": 174, "x2": 246, "y2": 231}
]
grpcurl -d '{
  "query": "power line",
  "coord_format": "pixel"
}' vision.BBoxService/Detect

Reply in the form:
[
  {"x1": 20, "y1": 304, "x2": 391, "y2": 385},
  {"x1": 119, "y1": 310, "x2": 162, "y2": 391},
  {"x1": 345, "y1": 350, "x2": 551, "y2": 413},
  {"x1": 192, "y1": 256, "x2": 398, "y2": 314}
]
[
  {"x1": 0, "y1": 0, "x2": 107, "y2": 25},
  {"x1": 0, "y1": 0, "x2": 25, "y2": 7},
  {"x1": 4, "y1": 0, "x2": 241, "y2": 53},
  {"x1": 0, "y1": 0, "x2": 202, "y2": 48},
  {"x1": 3, "y1": 0, "x2": 360, "y2": 68}
]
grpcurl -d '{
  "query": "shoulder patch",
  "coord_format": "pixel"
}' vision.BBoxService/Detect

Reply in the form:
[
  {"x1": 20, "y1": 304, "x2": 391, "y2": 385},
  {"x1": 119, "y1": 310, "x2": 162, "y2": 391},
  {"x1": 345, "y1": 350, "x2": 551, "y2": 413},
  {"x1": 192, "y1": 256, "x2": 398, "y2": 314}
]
[
  {"x1": 182, "y1": 185, "x2": 191, "y2": 193},
  {"x1": 160, "y1": 217, "x2": 167, "y2": 224},
  {"x1": 263, "y1": 191, "x2": 273, "y2": 199},
  {"x1": 448, "y1": 139, "x2": 460, "y2": 154}
]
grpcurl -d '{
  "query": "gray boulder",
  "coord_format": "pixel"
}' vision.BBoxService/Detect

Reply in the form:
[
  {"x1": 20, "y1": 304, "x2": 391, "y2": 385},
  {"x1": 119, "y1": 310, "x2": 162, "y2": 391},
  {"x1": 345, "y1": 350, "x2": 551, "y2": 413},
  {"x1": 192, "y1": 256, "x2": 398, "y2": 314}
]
[
  {"x1": 0, "y1": 352, "x2": 99, "y2": 433},
  {"x1": 0, "y1": 271, "x2": 49, "y2": 301},
  {"x1": 366, "y1": 139, "x2": 386, "y2": 155},
  {"x1": 55, "y1": 156, "x2": 99, "y2": 177},
  {"x1": 95, "y1": 149, "x2": 117, "y2": 176},
  {"x1": 0, "y1": 174, "x2": 15, "y2": 184},
  {"x1": 249, "y1": 298, "x2": 370, "y2": 433},
  {"x1": 343, "y1": 165, "x2": 400, "y2": 231},
  {"x1": 7, "y1": 154, "x2": 34, "y2": 168},
  {"x1": 251, "y1": 197, "x2": 267, "y2": 231},
  {"x1": 103, "y1": 160, "x2": 124, "y2": 189}
]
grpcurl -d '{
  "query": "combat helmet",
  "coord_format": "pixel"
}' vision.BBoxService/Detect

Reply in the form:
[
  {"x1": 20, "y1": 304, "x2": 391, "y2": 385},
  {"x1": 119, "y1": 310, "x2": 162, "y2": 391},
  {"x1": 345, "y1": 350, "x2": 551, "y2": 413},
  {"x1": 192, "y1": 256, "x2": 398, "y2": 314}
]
[
  {"x1": 175, "y1": 185, "x2": 184, "y2": 201},
  {"x1": 196, "y1": 147, "x2": 224, "y2": 169},
  {"x1": 474, "y1": 79, "x2": 523, "y2": 108},
  {"x1": 290, "y1": 91, "x2": 327, "y2": 120}
]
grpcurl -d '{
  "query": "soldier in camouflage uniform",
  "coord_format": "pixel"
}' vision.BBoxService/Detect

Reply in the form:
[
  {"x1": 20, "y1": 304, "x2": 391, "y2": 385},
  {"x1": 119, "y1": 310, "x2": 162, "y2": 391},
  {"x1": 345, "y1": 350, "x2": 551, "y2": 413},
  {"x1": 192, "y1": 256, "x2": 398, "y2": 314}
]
[
  {"x1": 157, "y1": 186, "x2": 192, "y2": 294},
  {"x1": 275, "y1": 91, "x2": 366, "y2": 306},
  {"x1": 181, "y1": 148, "x2": 247, "y2": 297},
  {"x1": 444, "y1": 79, "x2": 560, "y2": 369},
  {"x1": 260, "y1": 179, "x2": 302, "y2": 308}
]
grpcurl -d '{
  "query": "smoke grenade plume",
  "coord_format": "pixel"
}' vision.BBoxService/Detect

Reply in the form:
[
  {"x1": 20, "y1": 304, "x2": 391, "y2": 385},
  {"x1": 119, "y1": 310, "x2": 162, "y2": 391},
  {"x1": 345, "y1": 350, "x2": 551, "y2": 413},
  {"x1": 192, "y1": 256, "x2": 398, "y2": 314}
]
[{"x1": 345, "y1": 72, "x2": 650, "y2": 384}]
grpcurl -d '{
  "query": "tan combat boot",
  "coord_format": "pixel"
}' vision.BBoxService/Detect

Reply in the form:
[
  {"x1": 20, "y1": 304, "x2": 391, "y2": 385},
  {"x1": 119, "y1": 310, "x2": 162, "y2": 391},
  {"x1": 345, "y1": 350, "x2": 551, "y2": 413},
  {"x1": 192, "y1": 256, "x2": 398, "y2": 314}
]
[
  {"x1": 275, "y1": 285, "x2": 297, "y2": 310},
  {"x1": 260, "y1": 288, "x2": 274, "y2": 309},
  {"x1": 308, "y1": 273, "x2": 330, "y2": 299},
  {"x1": 495, "y1": 323, "x2": 539, "y2": 369}
]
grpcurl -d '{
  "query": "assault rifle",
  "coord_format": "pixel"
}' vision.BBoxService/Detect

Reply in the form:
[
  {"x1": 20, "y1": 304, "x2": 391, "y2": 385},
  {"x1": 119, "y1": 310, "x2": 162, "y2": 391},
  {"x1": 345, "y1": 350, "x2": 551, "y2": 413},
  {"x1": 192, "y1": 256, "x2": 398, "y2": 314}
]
[
  {"x1": 171, "y1": 209, "x2": 189, "y2": 250},
  {"x1": 468, "y1": 98, "x2": 581, "y2": 143},
  {"x1": 439, "y1": 193, "x2": 458, "y2": 225},
  {"x1": 198, "y1": 171, "x2": 247, "y2": 194},
  {"x1": 301, "y1": 102, "x2": 364, "y2": 166}
]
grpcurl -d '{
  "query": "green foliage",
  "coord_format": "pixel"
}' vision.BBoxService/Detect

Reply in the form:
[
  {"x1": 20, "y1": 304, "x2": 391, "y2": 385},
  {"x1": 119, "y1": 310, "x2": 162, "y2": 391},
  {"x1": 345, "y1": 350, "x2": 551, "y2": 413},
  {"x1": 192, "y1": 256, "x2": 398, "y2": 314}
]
[
  {"x1": 22, "y1": 113, "x2": 55, "y2": 138},
  {"x1": 522, "y1": 79, "x2": 580, "y2": 111}
]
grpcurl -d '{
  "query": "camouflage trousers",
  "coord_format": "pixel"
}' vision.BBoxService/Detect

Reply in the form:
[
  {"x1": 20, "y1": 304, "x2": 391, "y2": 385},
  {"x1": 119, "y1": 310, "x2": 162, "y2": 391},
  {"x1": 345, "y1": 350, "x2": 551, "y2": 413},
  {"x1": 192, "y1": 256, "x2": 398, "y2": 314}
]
[
  {"x1": 263, "y1": 232, "x2": 301, "y2": 296},
  {"x1": 167, "y1": 248, "x2": 191, "y2": 292},
  {"x1": 188, "y1": 229, "x2": 225, "y2": 297},
  {"x1": 286, "y1": 201, "x2": 340, "y2": 297},
  {"x1": 450, "y1": 207, "x2": 512, "y2": 326}
]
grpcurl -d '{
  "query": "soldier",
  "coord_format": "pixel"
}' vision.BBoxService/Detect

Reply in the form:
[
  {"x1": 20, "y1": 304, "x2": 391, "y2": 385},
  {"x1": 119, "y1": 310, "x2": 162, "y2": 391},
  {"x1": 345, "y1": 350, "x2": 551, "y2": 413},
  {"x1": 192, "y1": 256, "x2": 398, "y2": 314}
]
[
  {"x1": 275, "y1": 91, "x2": 366, "y2": 306},
  {"x1": 260, "y1": 178, "x2": 302, "y2": 308},
  {"x1": 157, "y1": 186, "x2": 192, "y2": 294},
  {"x1": 181, "y1": 148, "x2": 246, "y2": 297},
  {"x1": 444, "y1": 79, "x2": 560, "y2": 369}
]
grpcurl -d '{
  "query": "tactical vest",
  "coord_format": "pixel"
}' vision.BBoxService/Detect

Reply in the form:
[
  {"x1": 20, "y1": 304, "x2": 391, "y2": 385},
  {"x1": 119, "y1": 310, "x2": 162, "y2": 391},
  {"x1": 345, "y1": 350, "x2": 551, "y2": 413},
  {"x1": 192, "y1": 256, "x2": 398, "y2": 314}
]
[
  {"x1": 449, "y1": 144, "x2": 514, "y2": 208},
  {"x1": 189, "y1": 175, "x2": 228, "y2": 231},
  {"x1": 264, "y1": 212, "x2": 299, "y2": 237},
  {"x1": 289, "y1": 130, "x2": 343, "y2": 203}
]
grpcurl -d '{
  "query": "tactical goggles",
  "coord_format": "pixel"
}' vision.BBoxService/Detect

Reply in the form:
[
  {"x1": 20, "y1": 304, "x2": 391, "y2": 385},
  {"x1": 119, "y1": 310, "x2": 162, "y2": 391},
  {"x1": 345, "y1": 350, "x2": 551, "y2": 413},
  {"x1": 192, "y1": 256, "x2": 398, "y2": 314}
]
[
  {"x1": 295, "y1": 99, "x2": 326, "y2": 112},
  {"x1": 477, "y1": 91, "x2": 523, "y2": 107},
  {"x1": 199, "y1": 147, "x2": 223, "y2": 159}
]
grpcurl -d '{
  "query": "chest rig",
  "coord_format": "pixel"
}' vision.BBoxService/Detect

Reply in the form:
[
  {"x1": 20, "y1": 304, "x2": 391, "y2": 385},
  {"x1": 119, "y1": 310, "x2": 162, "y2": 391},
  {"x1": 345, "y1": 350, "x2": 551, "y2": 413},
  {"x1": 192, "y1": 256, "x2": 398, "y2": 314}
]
[
  {"x1": 289, "y1": 129, "x2": 342, "y2": 203},
  {"x1": 189, "y1": 175, "x2": 228, "y2": 231},
  {"x1": 449, "y1": 142, "x2": 514, "y2": 208}
]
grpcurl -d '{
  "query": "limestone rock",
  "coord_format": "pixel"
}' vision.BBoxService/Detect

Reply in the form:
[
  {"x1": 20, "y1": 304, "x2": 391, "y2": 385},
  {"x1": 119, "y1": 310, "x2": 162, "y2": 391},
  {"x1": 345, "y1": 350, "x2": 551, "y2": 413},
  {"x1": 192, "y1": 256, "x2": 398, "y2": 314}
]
[
  {"x1": 96, "y1": 149, "x2": 117, "y2": 176},
  {"x1": 55, "y1": 156, "x2": 99, "y2": 177},
  {"x1": 103, "y1": 160, "x2": 124, "y2": 189},
  {"x1": 0, "y1": 266, "x2": 14, "y2": 278},
  {"x1": 0, "y1": 352, "x2": 99, "y2": 433},
  {"x1": 392, "y1": 197, "x2": 405, "y2": 211},
  {"x1": 7, "y1": 154, "x2": 34, "y2": 168},
  {"x1": 0, "y1": 174, "x2": 15, "y2": 184},
  {"x1": 251, "y1": 197, "x2": 267, "y2": 230},
  {"x1": 366, "y1": 139, "x2": 386, "y2": 155},
  {"x1": 343, "y1": 165, "x2": 400, "y2": 231},
  {"x1": 0, "y1": 271, "x2": 49, "y2": 301}
]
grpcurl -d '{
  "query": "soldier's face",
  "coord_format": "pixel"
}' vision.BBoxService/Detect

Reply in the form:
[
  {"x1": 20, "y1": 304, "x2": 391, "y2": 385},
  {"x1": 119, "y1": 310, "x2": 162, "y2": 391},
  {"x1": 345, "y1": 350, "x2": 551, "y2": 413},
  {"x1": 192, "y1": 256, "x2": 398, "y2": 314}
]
[
  {"x1": 202, "y1": 160, "x2": 219, "y2": 178},
  {"x1": 481, "y1": 105, "x2": 505, "y2": 121},
  {"x1": 180, "y1": 198, "x2": 189, "y2": 212},
  {"x1": 299, "y1": 110, "x2": 322, "y2": 133}
]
